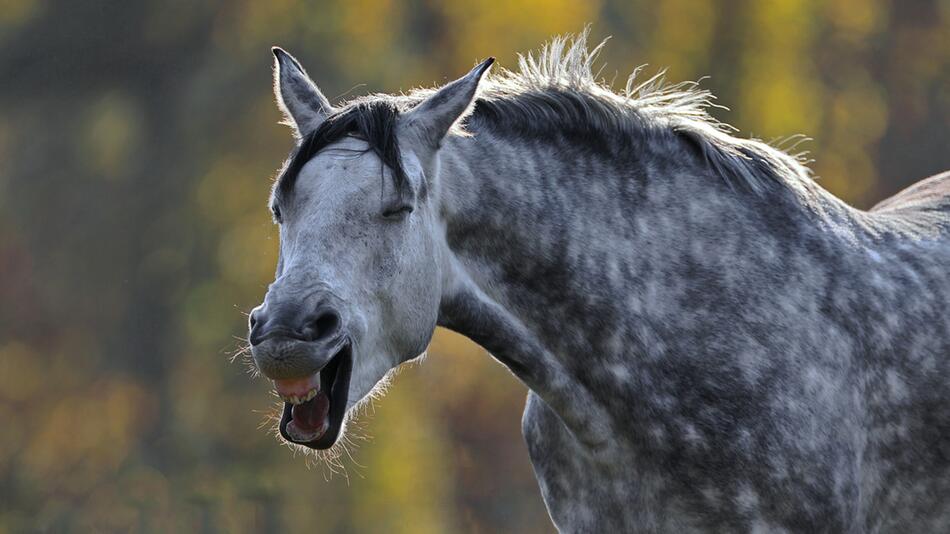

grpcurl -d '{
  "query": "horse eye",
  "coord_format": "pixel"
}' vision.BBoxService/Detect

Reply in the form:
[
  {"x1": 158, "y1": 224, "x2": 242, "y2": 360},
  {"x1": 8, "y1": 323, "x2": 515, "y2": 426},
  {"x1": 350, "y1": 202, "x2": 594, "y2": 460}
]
[
  {"x1": 271, "y1": 204, "x2": 282, "y2": 223},
  {"x1": 382, "y1": 205, "x2": 413, "y2": 219}
]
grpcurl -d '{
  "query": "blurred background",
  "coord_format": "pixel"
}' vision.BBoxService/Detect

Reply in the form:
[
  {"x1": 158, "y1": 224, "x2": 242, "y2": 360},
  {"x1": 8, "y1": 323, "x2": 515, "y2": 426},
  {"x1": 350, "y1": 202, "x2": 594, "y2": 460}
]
[{"x1": 0, "y1": 0, "x2": 948, "y2": 532}]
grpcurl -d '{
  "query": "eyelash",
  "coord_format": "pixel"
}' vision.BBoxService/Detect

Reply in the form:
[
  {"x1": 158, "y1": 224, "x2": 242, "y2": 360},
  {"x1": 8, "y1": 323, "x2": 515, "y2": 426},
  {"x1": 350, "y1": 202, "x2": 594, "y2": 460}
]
[
  {"x1": 272, "y1": 203, "x2": 410, "y2": 221},
  {"x1": 382, "y1": 205, "x2": 413, "y2": 219}
]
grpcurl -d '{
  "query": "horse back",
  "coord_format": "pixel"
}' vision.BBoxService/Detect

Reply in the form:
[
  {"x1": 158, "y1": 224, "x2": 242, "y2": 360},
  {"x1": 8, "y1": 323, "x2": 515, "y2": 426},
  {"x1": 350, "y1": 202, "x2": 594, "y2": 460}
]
[{"x1": 871, "y1": 170, "x2": 950, "y2": 214}]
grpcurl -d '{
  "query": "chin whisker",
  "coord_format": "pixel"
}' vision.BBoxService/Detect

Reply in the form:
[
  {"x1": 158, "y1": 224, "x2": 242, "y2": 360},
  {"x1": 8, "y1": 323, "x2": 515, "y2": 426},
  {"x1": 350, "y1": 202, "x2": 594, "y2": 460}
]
[
  {"x1": 256, "y1": 350, "x2": 423, "y2": 481},
  {"x1": 226, "y1": 334, "x2": 261, "y2": 378}
]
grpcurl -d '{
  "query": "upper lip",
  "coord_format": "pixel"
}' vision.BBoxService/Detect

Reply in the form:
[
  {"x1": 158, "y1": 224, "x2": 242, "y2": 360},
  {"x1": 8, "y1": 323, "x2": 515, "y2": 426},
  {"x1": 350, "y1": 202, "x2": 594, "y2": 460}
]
[
  {"x1": 252, "y1": 334, "x2": 349, "y2": 382},
  {"x1": 251, "y1": 326, "x2": 304, "y2": 346}
]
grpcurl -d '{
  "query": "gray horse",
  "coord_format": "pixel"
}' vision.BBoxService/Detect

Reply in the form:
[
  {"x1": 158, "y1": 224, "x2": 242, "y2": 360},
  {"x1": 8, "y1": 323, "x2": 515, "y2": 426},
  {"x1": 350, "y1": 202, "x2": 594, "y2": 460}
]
[{"x1": 247, "y1": 32, "x2": 950, "y2": 532}]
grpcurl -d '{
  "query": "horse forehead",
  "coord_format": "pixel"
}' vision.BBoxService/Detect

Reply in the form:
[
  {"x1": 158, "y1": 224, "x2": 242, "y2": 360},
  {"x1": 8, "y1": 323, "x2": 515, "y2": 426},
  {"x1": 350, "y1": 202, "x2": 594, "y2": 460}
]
[{"x1": 296, "y1": 137, "x2": 379, "y2": 197}]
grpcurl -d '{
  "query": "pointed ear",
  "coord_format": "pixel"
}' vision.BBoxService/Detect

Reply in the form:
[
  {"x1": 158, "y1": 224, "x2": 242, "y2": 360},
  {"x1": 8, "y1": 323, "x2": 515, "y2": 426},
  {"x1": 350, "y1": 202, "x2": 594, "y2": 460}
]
[
  {"x1": 272, "y1": 47, "x2": 334, "y2": 137},
  {"x1": 403, "y1": 57, "x2": 494, "y2": 149}
]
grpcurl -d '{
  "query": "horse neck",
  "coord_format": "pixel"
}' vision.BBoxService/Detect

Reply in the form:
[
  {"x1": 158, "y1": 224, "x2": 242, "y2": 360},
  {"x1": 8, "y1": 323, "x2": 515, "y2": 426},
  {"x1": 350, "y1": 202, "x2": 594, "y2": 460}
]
[
  {"x1": 437, "y1": 128, "x2": 812, "y2": 331},
  {"x1": 433, "y1": 127, "x2": 856, "y2": 446}
]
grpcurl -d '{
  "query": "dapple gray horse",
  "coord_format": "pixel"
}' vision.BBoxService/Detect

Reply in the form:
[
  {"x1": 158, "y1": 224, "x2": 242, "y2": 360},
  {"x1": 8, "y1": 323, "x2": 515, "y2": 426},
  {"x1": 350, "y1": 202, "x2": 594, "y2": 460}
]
[{"x1": 247, "y1": 33, "x2": 950, "y2": 532}]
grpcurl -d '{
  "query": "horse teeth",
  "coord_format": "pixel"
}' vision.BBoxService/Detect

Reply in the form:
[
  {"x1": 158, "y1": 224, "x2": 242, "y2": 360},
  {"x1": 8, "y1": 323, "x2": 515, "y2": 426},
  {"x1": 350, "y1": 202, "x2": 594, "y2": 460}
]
[{"x1": 280, "y1": 389, "x2": 318, "y2": 405}]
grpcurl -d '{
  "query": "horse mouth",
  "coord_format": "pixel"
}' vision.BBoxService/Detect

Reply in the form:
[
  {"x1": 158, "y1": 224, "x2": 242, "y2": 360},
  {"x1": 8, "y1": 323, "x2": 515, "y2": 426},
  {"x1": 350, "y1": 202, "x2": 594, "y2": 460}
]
[{"x1": 273, "y1": 342, "x2": 352, "y2": 449}]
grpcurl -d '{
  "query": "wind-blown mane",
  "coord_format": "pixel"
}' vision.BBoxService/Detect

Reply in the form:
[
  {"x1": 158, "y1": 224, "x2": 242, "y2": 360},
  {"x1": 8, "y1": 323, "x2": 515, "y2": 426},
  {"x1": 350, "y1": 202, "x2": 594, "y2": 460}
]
[
  {"x1": 276, "y1": 30, "x2": 813, "y2": 199},
  {"x1": 472, "y1": 30, "x2": 813, "y2": 193}
]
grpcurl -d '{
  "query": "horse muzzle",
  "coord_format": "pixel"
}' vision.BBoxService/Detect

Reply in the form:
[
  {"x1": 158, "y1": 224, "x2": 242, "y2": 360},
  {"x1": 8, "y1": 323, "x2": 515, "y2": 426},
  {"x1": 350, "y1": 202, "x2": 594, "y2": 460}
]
[{"x1": 248, "y1": 300, "x2": 354, "y2": 449}]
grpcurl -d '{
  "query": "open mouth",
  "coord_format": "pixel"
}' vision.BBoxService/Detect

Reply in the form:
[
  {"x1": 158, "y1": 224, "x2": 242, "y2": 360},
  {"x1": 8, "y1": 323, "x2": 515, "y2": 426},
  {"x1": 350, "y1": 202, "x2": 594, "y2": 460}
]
[{"x1": 273, "y1": 342, "x2": 352, "y2": 449}]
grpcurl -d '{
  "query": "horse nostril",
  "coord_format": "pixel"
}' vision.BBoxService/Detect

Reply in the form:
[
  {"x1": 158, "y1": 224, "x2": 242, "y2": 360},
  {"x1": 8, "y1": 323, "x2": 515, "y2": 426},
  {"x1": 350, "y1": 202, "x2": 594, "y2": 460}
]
[
  {"x1": 248, "y1": 308, "x2": 268, "y2": 346},
  {"x1": 304, "y1": 310, "x2": 340, "y2": 342},
  {"x1": 250, "y1": 304, "x2": 340, "y2": 345}
]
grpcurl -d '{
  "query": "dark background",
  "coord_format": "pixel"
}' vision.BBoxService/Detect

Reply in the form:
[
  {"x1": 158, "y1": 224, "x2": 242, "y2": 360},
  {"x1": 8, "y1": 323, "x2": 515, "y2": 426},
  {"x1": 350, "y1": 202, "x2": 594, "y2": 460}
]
[{"x1": 1, "y1": 0, "x2": 947, "y2": 531}]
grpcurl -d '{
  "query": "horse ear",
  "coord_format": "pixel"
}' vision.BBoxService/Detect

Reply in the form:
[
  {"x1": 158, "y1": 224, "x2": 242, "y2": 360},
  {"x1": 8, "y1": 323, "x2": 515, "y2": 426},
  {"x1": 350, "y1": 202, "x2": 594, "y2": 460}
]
[
  {"x1": 272, "y1": 47, "x2": 333, "y2": 137},
  {"x1": 404, "y1": 57, "x2": 494, "y2": 149}
]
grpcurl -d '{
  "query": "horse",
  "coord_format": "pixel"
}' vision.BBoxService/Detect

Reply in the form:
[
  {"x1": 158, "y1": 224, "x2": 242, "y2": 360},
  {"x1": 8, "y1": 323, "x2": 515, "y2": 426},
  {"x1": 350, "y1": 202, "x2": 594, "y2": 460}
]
[{"x1": 246, "y1": 32, "x2": 950, "y2": 532}]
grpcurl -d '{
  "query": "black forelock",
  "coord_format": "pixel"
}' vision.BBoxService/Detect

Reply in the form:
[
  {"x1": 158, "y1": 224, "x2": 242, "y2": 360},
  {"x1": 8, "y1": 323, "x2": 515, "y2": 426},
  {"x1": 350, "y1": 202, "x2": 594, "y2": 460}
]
[{"x1": 274, "y1": 99, "x2": 409, "y2": 202}]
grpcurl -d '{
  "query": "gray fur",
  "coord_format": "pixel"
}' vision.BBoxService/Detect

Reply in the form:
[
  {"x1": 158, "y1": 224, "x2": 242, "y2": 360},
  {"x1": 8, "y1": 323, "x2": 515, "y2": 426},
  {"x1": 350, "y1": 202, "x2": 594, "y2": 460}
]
[
  {"x1": 272, "y1": 47, "x2": 334, "y2": 136},
  {"x1": 251, "y1": 31, "x2": 950, "y2": 533}
]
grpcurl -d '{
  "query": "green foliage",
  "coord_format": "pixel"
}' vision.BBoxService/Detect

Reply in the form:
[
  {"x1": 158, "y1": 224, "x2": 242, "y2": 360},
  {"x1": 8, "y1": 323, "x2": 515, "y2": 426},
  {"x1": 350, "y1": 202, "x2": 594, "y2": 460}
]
[{"x1": 0, "y1": 1, "x2": 947, "y2": 531}]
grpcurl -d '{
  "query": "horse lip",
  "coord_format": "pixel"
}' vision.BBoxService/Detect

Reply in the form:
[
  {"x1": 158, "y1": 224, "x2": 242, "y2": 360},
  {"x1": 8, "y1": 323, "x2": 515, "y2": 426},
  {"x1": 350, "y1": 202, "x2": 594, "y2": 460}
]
[
  {"x1": 278, "y1": 341, "x2": 353, "y2": 450},
  {"x1": 252, "y1": 335, "x2": 350, "y2": 381},
  {"x1": 250, "y1": 326, "x2": 300, "y2": 346}
]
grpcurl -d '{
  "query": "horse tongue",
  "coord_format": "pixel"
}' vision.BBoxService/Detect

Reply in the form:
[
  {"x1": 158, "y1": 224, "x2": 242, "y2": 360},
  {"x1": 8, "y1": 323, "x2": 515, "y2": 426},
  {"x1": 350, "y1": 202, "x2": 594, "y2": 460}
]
[{"x1": 288, "y1": 391, "x2": 331, "y2": 441}]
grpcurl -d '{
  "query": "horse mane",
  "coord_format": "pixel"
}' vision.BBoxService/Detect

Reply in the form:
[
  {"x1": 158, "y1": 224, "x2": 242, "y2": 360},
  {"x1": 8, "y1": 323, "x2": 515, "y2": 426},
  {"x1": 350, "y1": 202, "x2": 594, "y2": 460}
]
[
  {"x1": 275, "y1": 29, "x2": 813, "y2": 201},
  {"x1": 272, "y1": 99, "x2": 409, "y2": 208},
  {"x1": 468, "y1": 29, "x2": 813, "y2": 193}
]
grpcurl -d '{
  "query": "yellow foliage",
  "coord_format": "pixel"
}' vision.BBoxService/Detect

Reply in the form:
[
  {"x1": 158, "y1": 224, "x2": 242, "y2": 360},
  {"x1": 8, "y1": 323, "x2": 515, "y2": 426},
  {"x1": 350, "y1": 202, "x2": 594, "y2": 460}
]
[
  {"x1": 738, "y1": 0, "x2": 823, "y2": 138},
  {"x1": 0, "y1": 342, "x2": 44, "y2": 402},
  {"x1": 0, "y1": 0, "x2": 39, "y2": 26},
  {"x1": 649, "y1": 0, "x2": 716, "y2": 78},
  {"x1": 81, "y1": 93, "x2": 143, "y2": 181},
  {"x1": 21, "y1": 379, "x2": 154, "y2": 495},
  {"x1": 438, "y1": 0, "x2": 603, "y2": 67}
]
